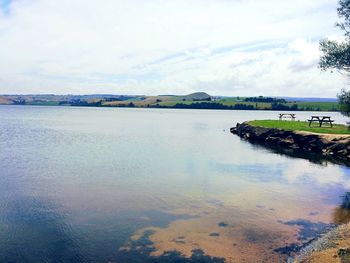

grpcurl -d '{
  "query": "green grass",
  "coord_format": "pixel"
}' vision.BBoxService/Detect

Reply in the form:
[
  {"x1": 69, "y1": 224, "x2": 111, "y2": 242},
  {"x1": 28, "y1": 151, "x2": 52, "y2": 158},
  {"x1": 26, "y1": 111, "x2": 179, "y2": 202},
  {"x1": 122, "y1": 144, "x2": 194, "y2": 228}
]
[
  {"x1": 248, "y1": 120, "x2": 350, "y2": 134},
  {"x1": 218, "y1": 97, "x2": 245, "y2": 103},
  {"x1": 156, "y1": 100, "x2": 187, "y2": 106},
  {"x1": 291, "y1": 102, "x2": 339, "y2": 111}
]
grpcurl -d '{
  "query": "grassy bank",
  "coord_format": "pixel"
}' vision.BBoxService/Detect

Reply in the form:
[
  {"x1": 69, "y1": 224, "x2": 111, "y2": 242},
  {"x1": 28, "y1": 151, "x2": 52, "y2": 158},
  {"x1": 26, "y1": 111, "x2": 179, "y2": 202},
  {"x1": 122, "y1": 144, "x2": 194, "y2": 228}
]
[{"x1": 249, "y1": 120, "x2": 350, "y2": 134}]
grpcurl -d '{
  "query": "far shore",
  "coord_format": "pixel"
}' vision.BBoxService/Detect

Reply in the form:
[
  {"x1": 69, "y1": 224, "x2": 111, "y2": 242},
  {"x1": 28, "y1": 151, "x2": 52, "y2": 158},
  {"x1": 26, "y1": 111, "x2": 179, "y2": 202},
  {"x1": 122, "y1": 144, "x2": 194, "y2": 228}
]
[{"x1": 0, "y1": 93, "x2": 340, "y2": 112}]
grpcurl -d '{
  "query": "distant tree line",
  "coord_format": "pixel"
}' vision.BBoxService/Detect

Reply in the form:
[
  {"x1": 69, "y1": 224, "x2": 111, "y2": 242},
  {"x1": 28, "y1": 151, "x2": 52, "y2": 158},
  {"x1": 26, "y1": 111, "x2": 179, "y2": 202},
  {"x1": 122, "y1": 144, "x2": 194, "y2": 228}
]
[
  {"x1": 113, "y1": 102, "x2": 136, "y2": 107},
  {"x1": 191, "y1": 97, "x2": 212, "y2": 102},
  {"x1": 151, "y1": 102, "x2": 255, "y2": 110},
  {"x1": 270, "y1": 103, "x2": 298, "y2": 111},
  {"x1": 244, "y1": 96, "x2": 287, "y2": 103},
  {"x1": 59, "y1": 99, "x2": 102, "y2": 107},
  {"x1": 12, "y1": 98, "x2": 26, "y2": 105},
  {"x1": 149, "y1": 102, "x2": 300, "y2": 111}
]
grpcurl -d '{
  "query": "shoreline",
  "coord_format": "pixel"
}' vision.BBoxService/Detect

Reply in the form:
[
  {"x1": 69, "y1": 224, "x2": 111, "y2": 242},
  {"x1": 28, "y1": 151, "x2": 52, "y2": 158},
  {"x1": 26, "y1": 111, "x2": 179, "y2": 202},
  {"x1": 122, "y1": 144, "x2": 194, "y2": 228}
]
[
  {"x1": 290, "y1": 223, "x2": 350, "y2": 262},
  {"x1": 231, "y1": 122, "x2": 350, "y2": 163}
]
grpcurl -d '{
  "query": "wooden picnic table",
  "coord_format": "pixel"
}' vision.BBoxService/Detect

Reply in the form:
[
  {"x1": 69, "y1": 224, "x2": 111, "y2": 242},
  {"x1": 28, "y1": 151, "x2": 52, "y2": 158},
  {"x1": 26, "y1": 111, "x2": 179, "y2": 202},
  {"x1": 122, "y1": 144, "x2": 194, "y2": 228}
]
[
  {"x1": 279, "y1": 113, "x2": 296, "y2": 120},
  {"x1": 308, "y1": 116, "x2": 334, "y2": 127}
]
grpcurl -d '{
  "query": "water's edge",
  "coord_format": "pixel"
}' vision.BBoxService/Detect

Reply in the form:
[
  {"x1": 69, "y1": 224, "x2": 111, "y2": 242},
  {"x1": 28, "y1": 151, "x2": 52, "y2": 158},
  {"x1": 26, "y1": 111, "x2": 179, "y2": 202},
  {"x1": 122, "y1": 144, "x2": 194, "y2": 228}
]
[
  {"x1": 231, "y1": 122, "x2": 350, "y2": 165},
  {"x1": 289, "y1": 223, "x2": 350, "y2": 262}
]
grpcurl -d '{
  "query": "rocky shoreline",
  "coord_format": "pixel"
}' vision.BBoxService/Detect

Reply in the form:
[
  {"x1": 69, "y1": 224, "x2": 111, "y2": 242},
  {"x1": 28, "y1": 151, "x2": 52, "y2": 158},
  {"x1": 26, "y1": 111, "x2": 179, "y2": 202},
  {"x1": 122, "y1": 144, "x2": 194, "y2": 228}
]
[{"x1": 231, "y1": 122, "x2": 350, "y2": 162}]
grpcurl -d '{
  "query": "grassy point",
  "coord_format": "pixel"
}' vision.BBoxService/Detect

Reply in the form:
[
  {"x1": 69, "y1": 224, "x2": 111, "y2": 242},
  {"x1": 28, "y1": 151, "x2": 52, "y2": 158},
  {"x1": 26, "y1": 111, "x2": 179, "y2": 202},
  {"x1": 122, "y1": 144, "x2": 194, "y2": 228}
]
[{"x1": 248, "y1": 120, "x2": 350, "y2": 135}]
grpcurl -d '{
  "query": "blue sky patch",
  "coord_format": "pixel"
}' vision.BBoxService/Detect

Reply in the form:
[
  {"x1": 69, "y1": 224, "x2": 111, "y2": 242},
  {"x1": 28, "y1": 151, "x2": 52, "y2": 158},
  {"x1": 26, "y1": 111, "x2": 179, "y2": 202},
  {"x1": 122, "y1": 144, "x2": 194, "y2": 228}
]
[{"x1": 0, "y1": 0, "x2": 11, "y2": 14}]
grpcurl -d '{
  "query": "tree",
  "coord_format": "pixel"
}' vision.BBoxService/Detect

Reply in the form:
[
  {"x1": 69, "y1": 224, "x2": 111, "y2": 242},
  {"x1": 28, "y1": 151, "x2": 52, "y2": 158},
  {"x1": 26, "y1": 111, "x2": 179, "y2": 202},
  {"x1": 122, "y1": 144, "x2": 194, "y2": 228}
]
[
  {"x1": 320, "y1": 0, "x2": 350, "y2": 116},
  {"x1": 319, "y1": 39, "x2": 350, "y2": 72},
  {"x1": 320, "y1": 0, "x2": 350, "y2": 73},
  {"x1": 337, "y1": 0, "x2": 350, "y2": 37},
  {"x1": 338, "y1": 88, "x2": 350, "y2": 116}
]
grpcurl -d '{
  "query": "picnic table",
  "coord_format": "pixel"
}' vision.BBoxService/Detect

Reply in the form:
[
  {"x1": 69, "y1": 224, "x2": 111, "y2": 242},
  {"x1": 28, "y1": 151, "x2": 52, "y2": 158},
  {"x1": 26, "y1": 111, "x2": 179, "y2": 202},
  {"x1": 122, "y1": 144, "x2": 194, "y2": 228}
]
[
  {"x1": 308, "y1": 116, "x2": 334, "y2": 127},
  {"x1": 279, "y1": 113, "x2": 296, "y2": 120}
]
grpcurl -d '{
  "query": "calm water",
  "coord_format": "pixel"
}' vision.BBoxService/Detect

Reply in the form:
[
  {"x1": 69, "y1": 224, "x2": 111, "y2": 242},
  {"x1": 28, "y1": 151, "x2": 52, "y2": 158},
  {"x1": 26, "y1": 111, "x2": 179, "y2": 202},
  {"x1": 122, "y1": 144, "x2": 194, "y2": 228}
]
[{"x1": 1, "y1": 105, "x2": 350, "y2": 262}]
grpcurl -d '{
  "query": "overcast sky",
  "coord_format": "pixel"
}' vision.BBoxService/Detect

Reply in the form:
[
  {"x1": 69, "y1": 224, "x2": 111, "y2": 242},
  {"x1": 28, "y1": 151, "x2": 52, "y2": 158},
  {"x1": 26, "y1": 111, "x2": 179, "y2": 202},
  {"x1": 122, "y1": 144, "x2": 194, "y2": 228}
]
[{"x1": 0, "y1": 0, "x2": 347, "y2": 97}]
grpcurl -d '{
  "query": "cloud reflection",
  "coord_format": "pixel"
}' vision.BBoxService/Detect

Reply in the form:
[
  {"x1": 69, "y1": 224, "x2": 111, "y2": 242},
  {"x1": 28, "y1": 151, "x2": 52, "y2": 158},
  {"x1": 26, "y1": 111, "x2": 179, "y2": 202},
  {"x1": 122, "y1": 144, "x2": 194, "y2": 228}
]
[{"x1": 283, "y1": 160, "x2": 350, "y2": 189}]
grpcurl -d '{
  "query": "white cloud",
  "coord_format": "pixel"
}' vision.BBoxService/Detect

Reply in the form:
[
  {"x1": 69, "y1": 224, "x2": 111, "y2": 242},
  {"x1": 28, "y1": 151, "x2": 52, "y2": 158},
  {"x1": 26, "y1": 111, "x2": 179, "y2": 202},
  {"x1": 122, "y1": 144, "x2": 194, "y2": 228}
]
[{"x1": 0, "y1": 0, "x2": 346, "y2": 96}]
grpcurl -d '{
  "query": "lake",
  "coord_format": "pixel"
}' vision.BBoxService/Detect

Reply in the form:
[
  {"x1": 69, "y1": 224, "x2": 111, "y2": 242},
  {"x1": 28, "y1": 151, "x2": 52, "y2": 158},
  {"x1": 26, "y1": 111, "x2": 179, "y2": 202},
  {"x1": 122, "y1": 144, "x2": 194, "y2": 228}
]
[{"x1": 1, "y1": 105, "x2": 350, "y2": 262}]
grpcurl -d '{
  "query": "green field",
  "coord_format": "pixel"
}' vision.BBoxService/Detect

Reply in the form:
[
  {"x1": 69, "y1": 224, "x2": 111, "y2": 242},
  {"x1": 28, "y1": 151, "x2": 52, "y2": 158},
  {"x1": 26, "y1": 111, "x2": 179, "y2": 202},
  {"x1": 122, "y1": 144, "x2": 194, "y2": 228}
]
[
  {"x1": 248, "y1": 120, "x2": 350, "y2": 134},
  {"x1": 217, "y1": 98, "x2": 339, "y2": 111},
  {"x1": 291, "y1": 102, "x2": 339, "y2": 111},
  {"x1": 156, "y1": 99, "x2": 339, "y2": 111},
  {"x1": 156, "y1": 100, "x2": 203, "y2": 107}
]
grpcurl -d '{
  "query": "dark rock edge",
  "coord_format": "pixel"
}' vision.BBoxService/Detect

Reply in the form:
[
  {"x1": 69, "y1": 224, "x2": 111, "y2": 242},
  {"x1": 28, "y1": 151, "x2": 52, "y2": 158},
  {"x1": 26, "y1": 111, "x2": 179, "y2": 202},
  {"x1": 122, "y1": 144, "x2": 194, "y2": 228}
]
[{"x1": 230, "y1": 122, "x2": 350, "y2": 161}]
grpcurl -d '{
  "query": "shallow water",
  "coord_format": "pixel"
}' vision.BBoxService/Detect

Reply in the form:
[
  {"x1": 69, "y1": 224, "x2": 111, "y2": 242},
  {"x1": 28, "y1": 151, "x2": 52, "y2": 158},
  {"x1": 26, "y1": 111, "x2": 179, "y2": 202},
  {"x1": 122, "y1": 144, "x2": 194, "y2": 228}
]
[{"x1": 1, "y1": 105, "x2": 350, "y2": 262}]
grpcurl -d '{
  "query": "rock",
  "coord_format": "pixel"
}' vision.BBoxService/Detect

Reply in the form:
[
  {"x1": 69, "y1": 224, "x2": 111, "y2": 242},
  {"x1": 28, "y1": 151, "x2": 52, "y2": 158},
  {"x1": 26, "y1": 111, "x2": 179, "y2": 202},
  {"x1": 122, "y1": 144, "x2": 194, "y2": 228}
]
[
  {"x1": 290, "y1": 144, "x2": 300, "y2": 150},
  {"x1": 337, "y1": 247, "x2": 350, "y2": 261},
  {"x1": 317, "y1": 139, "x2": 331, "y2": 150},
  {"x1": 337, "y1": 149, "x2": 348, "y2": 156},
  {"x1": 218, "y1": 222, "x2": 229, "y2": 227},
  {"x1": 266, "y1": 136, "x2": 281, "y2": 144},
  {"x1": 280, "y1": 135, "x2": 295, "y2": 145},
  {"x1": 338, "y1": 248, "x2": 348, "y2": 255},
  {"x1": 231, "y1": 122, "x2": 350, "y2": 162},
  {"x1": 230, "y1": 127, "x2": 237, "y2": 134}
]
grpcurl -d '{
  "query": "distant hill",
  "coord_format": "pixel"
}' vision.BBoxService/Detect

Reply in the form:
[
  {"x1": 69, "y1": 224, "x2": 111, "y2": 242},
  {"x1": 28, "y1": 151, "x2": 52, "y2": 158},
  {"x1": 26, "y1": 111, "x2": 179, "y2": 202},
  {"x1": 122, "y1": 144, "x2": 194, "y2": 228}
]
[{"x1": 182, "y1": 92, "x2": 211, "y2": 101}]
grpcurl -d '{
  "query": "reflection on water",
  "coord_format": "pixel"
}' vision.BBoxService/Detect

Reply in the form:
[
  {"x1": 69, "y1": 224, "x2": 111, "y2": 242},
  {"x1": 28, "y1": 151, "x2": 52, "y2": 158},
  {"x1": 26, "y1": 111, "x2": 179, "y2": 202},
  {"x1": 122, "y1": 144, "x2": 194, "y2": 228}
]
[
  {"x1": 333, "y1": 207, "x2": 350, "y2": 224},
  {"x1": 248, "y1": 139, "x2": 350, "y2": 167},
  {"x1": 333, "y1": 192, "x2": 350, "y2": 224},
  {"x1": 1, "y1": 106, "x2": 350, "y2": 262},
  {"x1": 341, "y1": 192, "x2": 350, "y2": 208}
]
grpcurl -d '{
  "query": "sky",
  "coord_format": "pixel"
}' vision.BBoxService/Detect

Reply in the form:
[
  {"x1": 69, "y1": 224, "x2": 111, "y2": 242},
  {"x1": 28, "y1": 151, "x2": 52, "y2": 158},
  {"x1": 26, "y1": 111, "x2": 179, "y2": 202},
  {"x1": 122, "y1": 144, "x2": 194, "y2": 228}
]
[{"x1": 0, "y1": 0, "x2": 348, "y2": 97}]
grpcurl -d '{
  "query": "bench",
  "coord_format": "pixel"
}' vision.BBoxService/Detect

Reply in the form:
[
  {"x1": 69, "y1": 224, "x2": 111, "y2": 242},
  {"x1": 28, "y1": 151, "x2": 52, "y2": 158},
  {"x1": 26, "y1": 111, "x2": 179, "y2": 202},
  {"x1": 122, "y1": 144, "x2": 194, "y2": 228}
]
[
  {"x1": 308, "y1": 116, "x2": 334, "y2": 127},
  {"x1": 279, "y1": 113, "x2": 296, "y2": 120}
]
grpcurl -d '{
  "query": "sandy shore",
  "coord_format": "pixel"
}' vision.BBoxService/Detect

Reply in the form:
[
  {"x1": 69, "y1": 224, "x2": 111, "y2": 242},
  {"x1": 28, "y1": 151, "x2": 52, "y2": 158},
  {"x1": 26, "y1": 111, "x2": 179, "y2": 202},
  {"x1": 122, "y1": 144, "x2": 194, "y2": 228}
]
[{"x1": 291, "y1": 223, "x2": 350, "y2": 263}]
